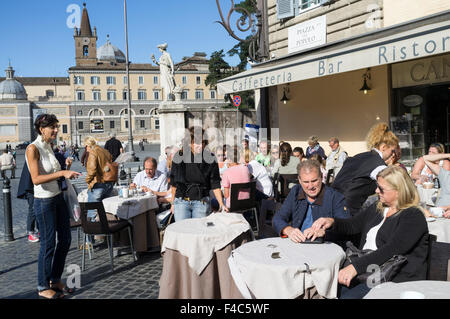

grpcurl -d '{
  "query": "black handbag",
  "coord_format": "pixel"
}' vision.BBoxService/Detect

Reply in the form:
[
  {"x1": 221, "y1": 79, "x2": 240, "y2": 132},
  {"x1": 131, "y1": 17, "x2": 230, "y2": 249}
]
[{"x1": 342, "y1": 241, "x2": 407, "y2": 284}]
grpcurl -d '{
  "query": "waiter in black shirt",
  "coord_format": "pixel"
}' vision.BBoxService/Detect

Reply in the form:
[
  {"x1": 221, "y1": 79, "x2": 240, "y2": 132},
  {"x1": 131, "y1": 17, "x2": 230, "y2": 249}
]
[
  {"x1": 104, "y1": 132, "x2": 123, "y2": 162},
  {"x1": 332, "y1": 123, "x2": 399, "y2": 216},
  {"x1": 170, "y1": 127, "x2": 228, "y2": 221}
]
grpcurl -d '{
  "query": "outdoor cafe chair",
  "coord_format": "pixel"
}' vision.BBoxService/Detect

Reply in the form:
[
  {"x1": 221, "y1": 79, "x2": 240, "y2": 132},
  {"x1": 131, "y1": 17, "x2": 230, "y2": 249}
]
[
  {"x1": 273, "y1": 173, "x2": 299, "y2": 203},
  {"x1": 229, "y1": 181, "x2": 259, "y2": 236},
  {"x1": 79, "y1": 202, "x2": 137, "y2": 272},
  {"x1": 426, "y1": 234, "x2": 450, "y2": 281}
]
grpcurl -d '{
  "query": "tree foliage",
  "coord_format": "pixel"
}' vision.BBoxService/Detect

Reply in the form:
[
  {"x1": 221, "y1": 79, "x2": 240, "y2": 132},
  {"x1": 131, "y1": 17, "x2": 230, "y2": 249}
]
[
  {"x1": 205, "y1": 50, "x2": 231, "y2": 89},
  {"x1": 207, "y1": 0, "x2": 258, "y2": 108}
]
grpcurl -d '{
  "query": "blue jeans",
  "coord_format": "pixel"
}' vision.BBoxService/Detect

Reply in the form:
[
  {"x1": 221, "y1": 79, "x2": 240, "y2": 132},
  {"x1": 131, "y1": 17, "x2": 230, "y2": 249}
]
[
  {"x1": 87, "y1": 182, "x2": 114, "y2": 219},
  {"x1": 34, "y1": 193, "x2": 72, "y2": 291},
  {"x1": 173, "y1": 197, "x2": 210, "y2": 222},
  {"x1": 25, "y1": 192, "x2": 38, "y2": 234},
  {"x1": 338, "y1": 282, "x2": 372, "y2": 299}
]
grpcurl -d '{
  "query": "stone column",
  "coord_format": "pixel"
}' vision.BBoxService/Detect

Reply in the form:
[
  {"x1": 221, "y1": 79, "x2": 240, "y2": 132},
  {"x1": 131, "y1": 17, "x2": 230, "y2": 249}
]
[{"x1": 158, "y1": 101, "x2": 187, "y2": 160}]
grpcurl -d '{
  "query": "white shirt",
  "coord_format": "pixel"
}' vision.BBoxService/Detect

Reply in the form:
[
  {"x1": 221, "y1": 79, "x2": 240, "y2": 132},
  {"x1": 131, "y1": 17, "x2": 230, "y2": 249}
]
[
  {"x1": 363, "y1": 208, "x2": 388, "y2": 250},
  {"x1": 25, "y1": 135, "x2": 62, "y2": 199},
  {"x1": 247, "y1": 160, "x2": 274, "y2": 197},
  {"x1": 326, "y1": 147, "x2": 347, "y2": 175},
  {"x1": 0, "y1": 153, "x2": 15, "y2": 167},
  {"x1": 133, "y1": 170, "x2": 168, "y2": 193},
  {"x1": 370, "y1": 148, "x2": 387, "y2": 181}
]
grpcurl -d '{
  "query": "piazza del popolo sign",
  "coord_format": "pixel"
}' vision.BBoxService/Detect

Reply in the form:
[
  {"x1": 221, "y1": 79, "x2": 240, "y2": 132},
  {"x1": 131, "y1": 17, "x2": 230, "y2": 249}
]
[{"x1": 217, "y1": 20, "x2": 450, "y2": 94}]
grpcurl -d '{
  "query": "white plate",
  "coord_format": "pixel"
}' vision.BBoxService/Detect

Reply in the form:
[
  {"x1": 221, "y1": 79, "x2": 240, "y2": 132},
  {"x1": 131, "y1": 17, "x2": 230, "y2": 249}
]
[{"x1": 426, "y1": 217, "x2": 436, "y2": 222}]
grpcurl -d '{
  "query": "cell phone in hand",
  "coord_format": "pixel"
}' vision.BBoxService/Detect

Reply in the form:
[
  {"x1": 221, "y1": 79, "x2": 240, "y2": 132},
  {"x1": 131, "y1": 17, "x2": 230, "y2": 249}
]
[{"x1": 302, "y1": 237, "x2": 324, "y2": 244}]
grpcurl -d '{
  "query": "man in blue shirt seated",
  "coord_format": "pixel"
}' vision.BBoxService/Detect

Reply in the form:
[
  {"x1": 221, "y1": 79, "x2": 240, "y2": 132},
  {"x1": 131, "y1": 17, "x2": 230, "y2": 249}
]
[{"x1": 273, "y1": 159, "x2": 349, "y2": 243}]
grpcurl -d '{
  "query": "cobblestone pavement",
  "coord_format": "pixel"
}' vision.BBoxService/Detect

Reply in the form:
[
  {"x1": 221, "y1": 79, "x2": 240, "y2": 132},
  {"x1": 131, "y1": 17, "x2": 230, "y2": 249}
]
[{"x1": 0, "y1": 144, "x2": 164, "y2": 299}]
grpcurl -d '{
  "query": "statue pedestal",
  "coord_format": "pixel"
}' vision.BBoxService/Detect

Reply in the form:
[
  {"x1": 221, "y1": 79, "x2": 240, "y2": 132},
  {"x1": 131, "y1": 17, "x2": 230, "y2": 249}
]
[{"x1": 158, "y1": 101, "x2": 187, "y2": 159}]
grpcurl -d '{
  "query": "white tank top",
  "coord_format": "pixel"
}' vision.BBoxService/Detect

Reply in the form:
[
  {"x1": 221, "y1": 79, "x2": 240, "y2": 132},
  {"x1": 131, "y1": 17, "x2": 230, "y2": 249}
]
[
  {"x1": 362, "y1": 208, "x2": 388, "y2": 251},
  {"x1": 26, "y1": 135, "x2": 61, "y2": 199},
  {"x1": 420, "y1": 160, "x2": 444, "y2": 178}
]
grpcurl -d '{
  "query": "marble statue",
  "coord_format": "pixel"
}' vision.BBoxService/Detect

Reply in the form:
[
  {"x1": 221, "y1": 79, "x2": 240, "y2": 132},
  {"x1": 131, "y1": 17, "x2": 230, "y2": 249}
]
[{"x1": 152, "y1": 43, "x2": 177, "y2": 101}]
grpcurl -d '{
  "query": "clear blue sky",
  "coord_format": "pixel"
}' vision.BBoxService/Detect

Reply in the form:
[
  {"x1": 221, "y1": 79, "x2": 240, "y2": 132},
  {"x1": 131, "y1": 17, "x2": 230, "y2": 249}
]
[{"x1": 0, "y1": 0, "x2": 245, "y2": 77}]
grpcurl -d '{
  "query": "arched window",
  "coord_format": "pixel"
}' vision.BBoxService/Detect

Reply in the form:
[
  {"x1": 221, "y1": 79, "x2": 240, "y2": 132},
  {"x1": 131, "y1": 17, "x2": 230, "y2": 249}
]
[
  {"x1": 149, "y1": 108, "x2": 160, "y2": 130},
  {"x1": 83, "y1": 45, "x2": 89, "y2": 57},
  {"x1": 88, "y1": 109, "x2": 105, "y2": 133},
  {"x1": 119, "y1": 108, "x2": 136, "y2": 132}
]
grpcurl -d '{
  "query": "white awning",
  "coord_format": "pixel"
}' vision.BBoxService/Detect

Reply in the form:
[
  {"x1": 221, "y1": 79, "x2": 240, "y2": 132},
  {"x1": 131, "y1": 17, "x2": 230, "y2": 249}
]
[{"x1": 217, "y1": 12, "x2": 450, "y2": 95}]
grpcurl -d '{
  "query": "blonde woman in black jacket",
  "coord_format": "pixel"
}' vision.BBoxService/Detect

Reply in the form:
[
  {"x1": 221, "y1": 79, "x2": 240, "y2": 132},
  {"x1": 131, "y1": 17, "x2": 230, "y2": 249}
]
[{"x1": 305, "y1": 165, "x2": 429, "y2": 299}]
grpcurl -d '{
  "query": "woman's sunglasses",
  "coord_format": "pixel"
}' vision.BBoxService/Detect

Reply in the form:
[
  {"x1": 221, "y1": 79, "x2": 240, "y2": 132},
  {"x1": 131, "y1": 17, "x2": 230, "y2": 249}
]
[{"x1": 377, "y1": 183, "x2": 393, "y2": 194}]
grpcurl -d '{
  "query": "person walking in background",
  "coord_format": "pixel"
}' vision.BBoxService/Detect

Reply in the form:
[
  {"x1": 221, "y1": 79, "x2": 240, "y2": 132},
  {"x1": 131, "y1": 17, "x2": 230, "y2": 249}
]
[
  {"x1": 306, "y1": 136, "x2": 326, "y2": 161},
  {"x1": 84, "y1": 136, "x2": 115, "y2": 220},
  {"x1": 331, "y1": 122, "x2": 399, "y2": 216},
  {"x1": 73, "y1": 144, "x2": 80, "y2": 161},
  {"x1": 17, "y1": 162, "x2": 39, "y2": 243},
  {"x1": 81, "y1": 145, "x2": 89, "y2": 167},
  {"x1": 26, "y1": 114, "x2": 81, "y2": 299},
  {"x1": 0, "y1": 149, "x2": 16, "y2": 179},
  {"x1": 104, "y1": 132, "x2": 123, "y2": 162}
]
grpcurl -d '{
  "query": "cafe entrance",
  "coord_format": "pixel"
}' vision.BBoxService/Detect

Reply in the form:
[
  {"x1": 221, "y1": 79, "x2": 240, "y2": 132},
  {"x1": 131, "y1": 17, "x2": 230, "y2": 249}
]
[{"x1": 391, "y1": 82, "x2": 450, "y2": 162}]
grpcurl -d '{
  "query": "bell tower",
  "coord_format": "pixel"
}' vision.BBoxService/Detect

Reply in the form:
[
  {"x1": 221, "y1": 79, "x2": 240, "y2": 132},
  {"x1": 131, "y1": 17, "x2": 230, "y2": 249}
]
[{"x1": 74, "y1": 3, "x2": 98, "y2": 66}]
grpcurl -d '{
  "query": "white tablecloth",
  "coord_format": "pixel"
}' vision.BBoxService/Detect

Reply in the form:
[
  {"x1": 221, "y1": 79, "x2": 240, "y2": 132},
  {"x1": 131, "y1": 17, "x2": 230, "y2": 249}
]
[
  {"x1": 161, "y1": 213, "x2": 252, "y2": 275},
  {"x1": 363, "y1": 280, "x2": 450, "y2": 299},
  {"x1": 102, "y1": 194, "x2": 159, "y2": 219},
  {"x1": 77, "y1": 188, "x2": 119, "y2": 203},
  {"x1": 417, "y1": 185, "x2": 439, "y2": 206},
  {"x1": 228, "y1": 237, "x2": 345, "y2": 299},
  {"x1": 427, "y1": 218, "x2": 450, "y2": 243}
]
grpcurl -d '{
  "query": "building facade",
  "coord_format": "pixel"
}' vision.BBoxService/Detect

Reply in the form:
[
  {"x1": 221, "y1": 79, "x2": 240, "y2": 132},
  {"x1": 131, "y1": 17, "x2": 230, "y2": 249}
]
[
  {"x1": 0, "y1": 3, "x2": 227, "y2": 148},
  {"x1": 218, "y1": 0, "x2": 450, "y2": 165}
]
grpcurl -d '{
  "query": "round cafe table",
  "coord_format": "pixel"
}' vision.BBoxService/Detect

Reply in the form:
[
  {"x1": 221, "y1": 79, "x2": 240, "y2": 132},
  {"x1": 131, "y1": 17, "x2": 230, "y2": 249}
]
[
  {"x1": 101, "y1": 193, "x2": 160, "y2": 252},
  {"x1": 228, "y1": 237, "x2": 346, "y2": 299},
  {"x1": 158, "y1": 213, "x2": 254, "y2": 299},
  {"x1": 363, "y1": 280, "x2": 450, "y2": 299}
]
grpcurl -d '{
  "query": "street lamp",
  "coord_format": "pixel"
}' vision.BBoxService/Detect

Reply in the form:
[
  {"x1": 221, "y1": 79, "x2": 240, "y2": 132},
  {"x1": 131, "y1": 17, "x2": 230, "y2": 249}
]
[{"x1": 124, "y1": 0, "x2": 135, "y2": 156}]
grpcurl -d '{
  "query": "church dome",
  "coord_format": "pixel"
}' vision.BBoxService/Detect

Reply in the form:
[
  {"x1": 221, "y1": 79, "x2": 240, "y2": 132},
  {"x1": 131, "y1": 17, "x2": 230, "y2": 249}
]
[
  {"x1": 97, "y1": 36, "x2": 126, "y2": 63},
  {"x1": 0, "y1": 65, "x2": 27, "y2": 100}
]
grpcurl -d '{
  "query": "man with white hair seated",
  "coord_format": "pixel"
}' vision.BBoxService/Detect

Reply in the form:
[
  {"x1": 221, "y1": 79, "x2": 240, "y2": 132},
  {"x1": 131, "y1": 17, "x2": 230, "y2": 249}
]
[
  {"x1": 104, "y1": 132, "x2": 123, "y2": 162},
  {"x1": 131, "y1": 157, "x2": 168, "y2": 194}
]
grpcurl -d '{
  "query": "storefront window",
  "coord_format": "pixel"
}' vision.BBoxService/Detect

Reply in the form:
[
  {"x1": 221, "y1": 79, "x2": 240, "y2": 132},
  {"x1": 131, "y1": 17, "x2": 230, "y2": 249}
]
[{"x1": 391, "y1": 85, "x2": 450, "y2": 163}]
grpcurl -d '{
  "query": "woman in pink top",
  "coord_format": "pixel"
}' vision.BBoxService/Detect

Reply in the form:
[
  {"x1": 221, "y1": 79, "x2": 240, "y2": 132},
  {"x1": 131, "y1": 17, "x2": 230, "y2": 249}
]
[{"x1": 221, "y1": 146, "x2": 251, "y2": 208}]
